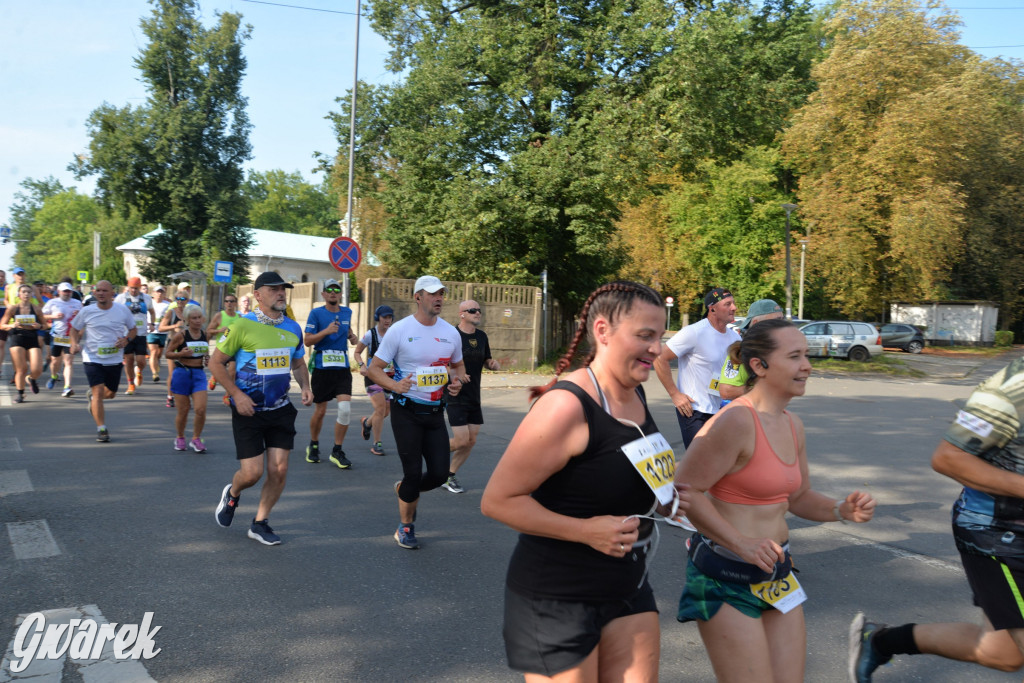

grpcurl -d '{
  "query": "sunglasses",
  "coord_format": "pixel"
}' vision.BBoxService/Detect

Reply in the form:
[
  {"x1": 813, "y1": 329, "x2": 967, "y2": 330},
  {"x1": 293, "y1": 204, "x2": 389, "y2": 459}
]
[
  {"x1": 324, "y1": 287, "x2": 342, "y2": 293},
  {"x1": 175, "y1": 296, "x2": 187, "y2": 301},
  {"x1": 462, "y1": 308, "x2": 481, "y2": 314},
  {"x1": 224, "y1": 299, "x2": 237, "y2": 303}
]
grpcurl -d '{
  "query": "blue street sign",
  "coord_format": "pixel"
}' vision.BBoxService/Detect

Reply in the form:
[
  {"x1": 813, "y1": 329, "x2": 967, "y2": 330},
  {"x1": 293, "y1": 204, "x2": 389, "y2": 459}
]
[{"x1": 213, "y1": 260, "x2": 234, "y2": 283}]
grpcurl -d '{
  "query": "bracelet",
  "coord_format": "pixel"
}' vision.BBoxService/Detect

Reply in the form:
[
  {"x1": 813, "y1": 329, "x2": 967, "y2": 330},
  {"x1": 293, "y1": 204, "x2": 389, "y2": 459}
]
[{"x1": 833, "y1": 502, "x2": 848, "y2": 524}]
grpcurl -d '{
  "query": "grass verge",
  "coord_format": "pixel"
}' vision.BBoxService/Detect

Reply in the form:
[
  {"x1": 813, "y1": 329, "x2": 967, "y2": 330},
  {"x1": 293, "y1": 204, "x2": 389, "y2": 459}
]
[{"x1": 811, "y1": 354, "x2": 927, "y2": 378}]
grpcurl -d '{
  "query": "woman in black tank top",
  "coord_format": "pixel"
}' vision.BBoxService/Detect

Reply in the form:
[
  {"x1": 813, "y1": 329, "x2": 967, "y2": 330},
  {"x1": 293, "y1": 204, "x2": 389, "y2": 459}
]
[
  {"x1": 0, "y1": 284, "x2": 46, "y2": 402},
  {"x1": 165, "y1": 304, "x2": 209, "y2": 452},
  {"x1": 482, "y1": 282, "x2": 688, "y2": 681}
]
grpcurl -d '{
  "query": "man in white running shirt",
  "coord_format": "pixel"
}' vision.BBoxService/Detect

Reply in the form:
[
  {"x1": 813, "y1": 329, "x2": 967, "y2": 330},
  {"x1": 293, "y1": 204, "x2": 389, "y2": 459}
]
[
  {"x1": 653, "y1": 286, "x2": 740, "y2": 449},
  {"x1": 71, "y1": 281, "x2": 137, "y2": 442},
  {"x1": 42, "y1": 282, "x2": 83, "y2": 396},
  {"x1": 366, "y1": 275, "x2": 469, "y2": 550}
]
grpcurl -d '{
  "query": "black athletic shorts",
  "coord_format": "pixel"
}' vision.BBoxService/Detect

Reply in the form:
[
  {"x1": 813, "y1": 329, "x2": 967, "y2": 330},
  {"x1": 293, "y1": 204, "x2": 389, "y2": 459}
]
[
  {"x1": 445, "y1": 398, "x2": 484, "y2": 427},
  {"x1": 503, "y1": 582, "x2": 657, "y2": 676},
  {"x1": 230, "y1": 402, "x2": 298, "y2": 459},
  {"x1": 961, "y1": 550, "x2": 1024, "y2": 630},
  {"x1": 83, "y1": 362, "x2": 122, "y2": 393},
  {"x1": 311, "y1": 367, "x2": 353, "y2": 404},
  {"x1": 124, "y1": 336, "x2": 148, "y2": 356},
  {"x1": 50, "y1": 344, "x2": 72, "y2": 357},
  {"x1": 9, "y1": 332, "x2": 39, "y2": 350}
]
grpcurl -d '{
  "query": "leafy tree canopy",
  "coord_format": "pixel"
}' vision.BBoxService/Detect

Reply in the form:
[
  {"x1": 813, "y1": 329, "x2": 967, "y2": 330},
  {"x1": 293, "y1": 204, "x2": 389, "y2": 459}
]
[
  {"x1": 242, "y1": 169, "x2": 340, "y2": 237},
  {"x1": 72, "y1": 0, "x2": 254, "y2": 282}
]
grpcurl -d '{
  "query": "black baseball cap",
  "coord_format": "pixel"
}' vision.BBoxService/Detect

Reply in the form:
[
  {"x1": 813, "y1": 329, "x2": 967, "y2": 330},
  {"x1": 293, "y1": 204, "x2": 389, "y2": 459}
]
[{"x1": 253, "y1": 271, "x2": 293, "y2": 289}]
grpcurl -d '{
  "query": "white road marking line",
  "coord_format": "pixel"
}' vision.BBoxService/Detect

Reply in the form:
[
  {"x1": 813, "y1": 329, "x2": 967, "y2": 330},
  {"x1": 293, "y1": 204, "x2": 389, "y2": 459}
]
[
  {"x1": 6, "y1": 520, "x2": 60, "y2": 560},
  {"x1": 0, "y1": 438, "x2": 22, "y2": 452},
  {"x1": 0, "y1": 470, "x2": 32, "y2": 497},
  {"x1": 0, "y1": 415, "x2": 12, "y2": 426}
]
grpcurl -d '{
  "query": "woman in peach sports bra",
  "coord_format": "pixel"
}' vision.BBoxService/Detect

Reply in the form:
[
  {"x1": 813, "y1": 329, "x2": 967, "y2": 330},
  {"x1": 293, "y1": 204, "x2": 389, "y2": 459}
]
[{"x1": 675, "y1": 318, "x2": 876, "y2": 682}]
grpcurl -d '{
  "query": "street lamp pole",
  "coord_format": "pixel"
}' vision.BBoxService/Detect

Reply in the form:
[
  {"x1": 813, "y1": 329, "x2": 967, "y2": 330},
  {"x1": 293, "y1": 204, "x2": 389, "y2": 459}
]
[
  {"x1": 798, "y1": 239, "x2": 809, "y2": 320},
  {"x1": 781, "y1": 203, "x2": 798, "y2": 319}
]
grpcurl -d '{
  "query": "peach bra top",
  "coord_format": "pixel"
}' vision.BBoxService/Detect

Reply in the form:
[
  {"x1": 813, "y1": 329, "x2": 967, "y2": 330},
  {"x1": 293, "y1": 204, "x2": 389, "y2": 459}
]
[{"x1": 708, "y1": 396, "x2": 802, "y2": 505}]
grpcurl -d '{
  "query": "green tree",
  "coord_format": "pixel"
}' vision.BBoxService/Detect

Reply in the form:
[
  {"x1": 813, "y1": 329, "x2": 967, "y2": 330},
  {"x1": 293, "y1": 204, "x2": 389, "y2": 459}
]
[
  {"x1": 242, "y1": 169, "x2": 340, "y2": 236},
  {"x1": 72, "y1": 0, "x2": 253, "y2": 282},
  {"x1": 782, "y1": 0, "x2": 1024, "y2": 320},
  {"x1": 661, "y1": 147, "x2": 795, "y2": 318},
  {"x1": 348, "y1": 0, "x2": 689, "y2": 305},
  {"x1": 16, "y1": 190, "x2": 147, "y2": 285},
  {"x1": 3, "y1": 177, "x2": 67, "y2": 258}
]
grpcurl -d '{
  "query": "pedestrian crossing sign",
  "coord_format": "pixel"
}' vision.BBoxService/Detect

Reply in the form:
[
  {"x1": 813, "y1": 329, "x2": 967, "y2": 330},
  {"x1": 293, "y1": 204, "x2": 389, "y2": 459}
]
[{"x1": 77, "y1": 271, "x2": 89, "y2": 283}]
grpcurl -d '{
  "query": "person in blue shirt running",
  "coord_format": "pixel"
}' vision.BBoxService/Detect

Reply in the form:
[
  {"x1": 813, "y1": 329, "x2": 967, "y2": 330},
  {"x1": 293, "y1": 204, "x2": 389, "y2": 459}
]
[{"x1": 303, "y1": 278, "x2": 359, "y2": 468}]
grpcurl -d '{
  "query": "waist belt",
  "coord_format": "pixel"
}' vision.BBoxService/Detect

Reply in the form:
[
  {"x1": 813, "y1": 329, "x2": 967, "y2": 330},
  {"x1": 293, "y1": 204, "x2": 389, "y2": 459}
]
[
  {"x1": 395, "y1": 395, "x2": 445, "y2": 414},
  {"x1": 688, "y1": 533, "x2": 793, "y2": 584}
]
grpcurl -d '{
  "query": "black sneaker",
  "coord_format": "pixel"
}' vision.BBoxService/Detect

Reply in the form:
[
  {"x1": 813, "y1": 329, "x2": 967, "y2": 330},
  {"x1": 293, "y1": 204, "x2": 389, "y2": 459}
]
[
  {"x1": 96, "y1": 428, "x2": 110, "y2": 442},
  {"x1": 215, "y1": 483, "x2": 239, "y2": 527},
  {"x1": 361, "y1": 416, "x2": 372, "y2": 440},
  {"x1": 848, "y1": 612, "x2": 891, "y2": 683},
  {"x1": 248, "y1": 519, "x2": 281, "y2": 546},
  {"x1": 29, "y1": 377, "x2": 39, "y2": 394},
  {"x1": 14, "y1": 393, "x2": 24, "y2": 404},
  {"x1": 329, "y1": 447, "x2": 351, "y2": 469},
  {"x1": 305, "y1": 442, "x2": 320, "y2": 463}
]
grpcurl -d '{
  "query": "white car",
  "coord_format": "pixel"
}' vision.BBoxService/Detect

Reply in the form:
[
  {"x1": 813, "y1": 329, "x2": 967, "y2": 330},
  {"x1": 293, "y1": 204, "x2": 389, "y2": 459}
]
[{"x1": 799, "y1": 321, "x2": 883, "y2": 361}]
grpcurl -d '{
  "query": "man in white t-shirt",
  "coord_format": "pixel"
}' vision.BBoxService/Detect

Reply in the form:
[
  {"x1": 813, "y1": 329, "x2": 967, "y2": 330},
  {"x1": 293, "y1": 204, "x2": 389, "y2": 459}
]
[
  {"x1": 366, "y1": 275, "x2": 469, "y2": 550},
  {"x1": 42, "y1": 282, "x2": 83, "y2": 397},
  {"x1": 70, "y1": 281, "x2": 138, "y2": 442},
  {"x1": 653, "y1": 286, "x2": 740, "y2": 448}
]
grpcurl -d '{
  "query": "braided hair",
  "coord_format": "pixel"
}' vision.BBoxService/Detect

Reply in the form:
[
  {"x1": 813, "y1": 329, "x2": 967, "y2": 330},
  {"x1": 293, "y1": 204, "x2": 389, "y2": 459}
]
[{"x1": 529, "y1": 281, "x2": 663, "y2": 400}]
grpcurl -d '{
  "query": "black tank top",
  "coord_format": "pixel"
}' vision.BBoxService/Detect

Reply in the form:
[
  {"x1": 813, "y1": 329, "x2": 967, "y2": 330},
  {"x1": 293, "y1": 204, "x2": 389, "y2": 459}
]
[
  {"x1": 173, "y1": 328, "x2": 207, "y2": 368},
  {"x1": 9, "y1": 303, "x2": 43, "y2": 338},
  {"x1": 505, "y1": 381, "x2": 660, "y2": 601}
]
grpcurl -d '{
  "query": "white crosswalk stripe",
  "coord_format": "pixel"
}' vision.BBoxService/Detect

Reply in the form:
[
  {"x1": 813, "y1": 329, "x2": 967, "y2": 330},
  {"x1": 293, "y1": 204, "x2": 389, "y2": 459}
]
[{"x1": 0, "y1": 470, "x2": 32, "y2": 497}]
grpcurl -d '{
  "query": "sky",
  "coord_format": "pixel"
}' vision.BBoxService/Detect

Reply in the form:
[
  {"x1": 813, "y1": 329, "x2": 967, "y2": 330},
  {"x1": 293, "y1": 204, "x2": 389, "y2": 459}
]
[{"x1": 1, "y1": 0, "x2": 1023, "y2": 273}]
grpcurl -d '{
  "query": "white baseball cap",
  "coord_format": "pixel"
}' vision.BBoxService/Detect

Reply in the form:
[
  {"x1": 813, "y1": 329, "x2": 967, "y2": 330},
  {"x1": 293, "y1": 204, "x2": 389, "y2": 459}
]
[
  {"x1": 414, "y1": 275, "x2": 445, "y2": 294},
  {"x1": 57, "y1": 282, "x2": 74, "y2": 292}
]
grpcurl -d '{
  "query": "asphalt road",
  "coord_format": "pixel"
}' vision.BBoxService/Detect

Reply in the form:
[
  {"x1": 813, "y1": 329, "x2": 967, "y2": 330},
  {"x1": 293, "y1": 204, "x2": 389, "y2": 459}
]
[{"x1": 2, "y1": 350, "x2": 1022, "y2": 682}]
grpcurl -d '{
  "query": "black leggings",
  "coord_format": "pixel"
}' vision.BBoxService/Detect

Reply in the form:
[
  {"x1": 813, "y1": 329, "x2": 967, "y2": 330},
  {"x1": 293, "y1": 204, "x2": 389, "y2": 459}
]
[{"x1": 390, "y1": 401, "x2": 451, "y2": 502}]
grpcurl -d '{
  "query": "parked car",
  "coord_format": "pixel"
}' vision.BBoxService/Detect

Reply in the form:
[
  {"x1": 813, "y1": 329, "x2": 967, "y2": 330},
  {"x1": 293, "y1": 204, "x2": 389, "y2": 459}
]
[
  {"x1": 879, "y1": 323, "x2": 925, "y2": 353},
  {"x1": 798, "y1": 321, "x2": 884, "y2": 361}
]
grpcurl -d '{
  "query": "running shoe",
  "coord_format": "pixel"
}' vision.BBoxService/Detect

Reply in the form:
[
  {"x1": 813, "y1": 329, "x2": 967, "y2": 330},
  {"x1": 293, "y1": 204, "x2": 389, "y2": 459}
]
[
  {"x1": 361, "y1": 416, "x2": 372, "y2": 440},
  {"x1": 848, "y1": 612, "x2": 891, "y2": 683},
  {"x1": 394, "y1": 523, "x2": 418, "y2": 549},
  {"x1": 248, "y1": 519, "x2": 281, "y2": 546},
  {"x1": 96, "y1": 428, "x2": 110, "y2": 443},
  {"x1": 166, "y1": 396, "x2": 175, "y2": 408},
  {"x1": 215, "y1": 484, "x2": 239, "y2": 527},
  {"x1": 371, "y1": 441, "x2": 385, "y2": 456},
  {"x1": 442, "y1": 474, "x2": 464, "y2": 494},
  {"x1": 190, "y1": 437, "x2": 207, "y2": 453},
  {"x1": 329, "y1": 448, "x2": 351, "y2": 469},
  {"x1": 29, "y1": 377, "x2": 39, "y2": 394},
  {"x1": 61, "y1": 387, "x2": 74, "y2": 398},
  {"x1": 126, "y1": 384, "x2": 136, "y2": 396},
  {"x1": 305, "y1": 443, "x2": 320, "y2": 463},
  {"x1": 174, "y1": 437, "x2": 187, "y2": 451},
  {"x1": 46, "y1": 375, "x2": 57, "y2": 390},
  {"x1": 208, "y1": 378, "x2": 216, "y2": 391},
  {"x1": 152, "y1": 374, "x2": 160, "y2": 383},
  {"x1": 222, "y1": 395, "x2": 231, "y2": 407},
  {"x1": 13, "y1": 393, "x2": 24, "y2": 404}
]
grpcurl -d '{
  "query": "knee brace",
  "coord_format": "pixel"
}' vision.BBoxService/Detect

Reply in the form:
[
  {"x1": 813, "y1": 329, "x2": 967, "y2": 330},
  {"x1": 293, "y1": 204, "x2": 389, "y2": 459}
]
[{"x1": 336, "y1": 401, "x2": 351, "y2": 425}]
